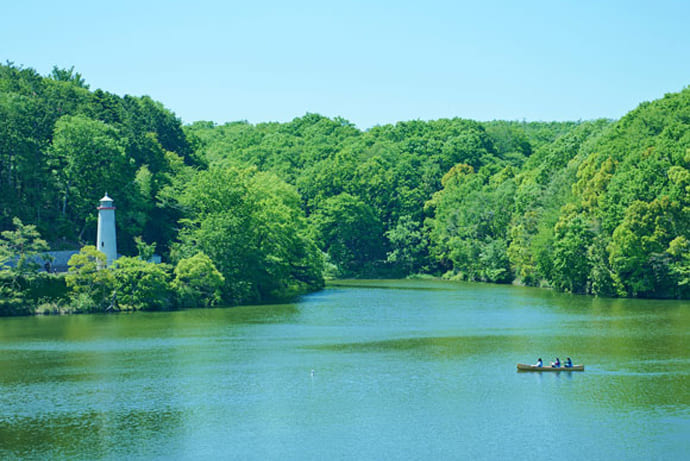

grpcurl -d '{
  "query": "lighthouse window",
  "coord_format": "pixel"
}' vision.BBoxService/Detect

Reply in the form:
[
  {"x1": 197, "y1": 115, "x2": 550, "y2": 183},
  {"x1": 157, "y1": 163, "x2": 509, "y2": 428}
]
[{"x1": 101, "y1": 241, "x2": 105, "y2": 247}]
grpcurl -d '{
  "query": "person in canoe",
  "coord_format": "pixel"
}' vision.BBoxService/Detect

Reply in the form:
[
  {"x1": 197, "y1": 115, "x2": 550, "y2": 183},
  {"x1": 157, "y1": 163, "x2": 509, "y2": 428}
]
[
  {"x1": 534, "y1": 358, "x2": 543, "y2": 367},
  {"x1": 564, "y1": 357, "x2": 573, "y2": 368},
  {"x1": 551, "y1": 357, "x2": 561, "y2": 367}
]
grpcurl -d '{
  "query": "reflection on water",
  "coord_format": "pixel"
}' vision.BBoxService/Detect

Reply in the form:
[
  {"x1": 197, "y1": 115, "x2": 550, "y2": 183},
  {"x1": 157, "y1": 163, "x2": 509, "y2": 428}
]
[{"x1": 0, "y1": 280, "x2": 689, "y2": 460}]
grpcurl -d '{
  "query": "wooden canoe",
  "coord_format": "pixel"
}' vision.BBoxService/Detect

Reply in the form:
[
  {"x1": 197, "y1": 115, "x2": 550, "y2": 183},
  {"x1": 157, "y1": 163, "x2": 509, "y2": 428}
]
[{"x1": 517, "y1": 363, "x2": 584, "y2": 372}]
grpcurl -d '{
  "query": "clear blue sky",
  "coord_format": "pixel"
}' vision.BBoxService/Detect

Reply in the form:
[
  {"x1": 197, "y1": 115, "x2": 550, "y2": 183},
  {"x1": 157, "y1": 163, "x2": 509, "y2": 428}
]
[{"x1": 3, "y1": 0, "x2": 689, "y2": 129}]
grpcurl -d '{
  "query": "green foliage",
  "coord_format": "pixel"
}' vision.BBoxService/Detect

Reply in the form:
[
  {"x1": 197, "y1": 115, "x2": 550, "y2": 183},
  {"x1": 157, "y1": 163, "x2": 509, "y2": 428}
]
[
  {"x1": 186, "y1": 97, "x2": 690, "y2": 298},
  {"x1": 4, "y1": 61, "x2": 690, "y2": 305},
  {"x1": 506, "y1": 120, "x2": 611, "y2": 286},
  {"x1": 0, "y1": 282, "x2": 30, "y2": 315},
  {"x1": 0, "y1": 62, "x2": 195, "y2": 257},
  {"x1": 547, "y1": 88, "x2": 690, "y2": 297},
  {"x1": 484, "y1": 120, "x2": 580, "y2": 158},
  {"x1": 608, "y1": 196, "x2": 684, "y2": 297},
  {"x1": 667, "y1": 236, "x2": 690, "y2": 298},
  {"x1": 0, "y1": 217, "x2": 63, "y2": 315},
  {"x1": 65, "y1": 246, "x2": 115, "y2": 312},
  {"x1": 172, "y1": 252, "x2": 225, "y2": 307},
  {"x1": 187, "y1": 116, "x2": 516, "y2": 277},
  {"x1": 112, "y1": 257, "x2": 172, "y2": 311},
  {"x1": 64, "y1": 245, "x2": 231, "y2": 311},
  {"x1": 49, "y1": 66, "x2": 89, "y2": 89},
  {"x1": 550, "y1": 207, "x2": 595, "y2": 294},
  {"x1": 309, "y1": 193, "x2": 384, "y2": 277},
  {"x1": 50, "y1": 115, "x2": 131, "y2": 223},
  {"x1": 134, "y1": 236, "x2": 157, "y2": 262},
  {"x1": 172, "y1": 167, "x2": 323, "y2": 304},
  {"x1": 0, "y1": 272, "x2": 68, "y2": 316},
  {"x1": 426, "y1": 164, "x2": 515, "y2": 283},
  {"x1": 385, "y1": 215, "x2": 430, "y2": 276},
  {"x1": 0, "y1": 217, "x2": 50, "y2": 274}
]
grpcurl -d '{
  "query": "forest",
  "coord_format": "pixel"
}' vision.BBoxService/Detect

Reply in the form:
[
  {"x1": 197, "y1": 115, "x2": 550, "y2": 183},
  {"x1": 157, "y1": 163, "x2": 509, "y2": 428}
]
[{"x1": 1, "y1": 62, "x2": 689, "y2": 314}]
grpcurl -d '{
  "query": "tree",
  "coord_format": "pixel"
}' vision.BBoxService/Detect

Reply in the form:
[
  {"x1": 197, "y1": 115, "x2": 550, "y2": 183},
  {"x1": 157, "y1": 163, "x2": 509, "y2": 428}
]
[
  {"x1": 173, "y1": 167, "x2": 324, "y2": 304},
  {"x1": 0, "y1": 217, "x2": 49, "y2": 274},
  {"x1": 426, "y1": 164, "x2": 515, "y2": 283},
  {"x1": 0, "y1": 217, "x2": 50, "y2": 315},
  {"x1": 309, "y1": 193, "x2": 384, "y2": 276},
  {"x1": 550, "y1": 208, "x2": 594, "y2": 294},
  {"x1": 609, "y1": 197, "x2": 681, "y2": 297},
  {"x1": 385, "y1": 215, "x2": 429, "y2": 276},
  {"x1": 172, "y1": 252, "x2": 225, "y2": 307},
  {"x1": 49, "y1": 66, "x2": 89, "y2": 89},
  {"x1": 49, "y1": 115, "x2": 132, "y2": 239},
  {"x1": 65, "y1": 246, "x2": 115, "y2": 311},
  {"x1": 112, "y1": 256, "x2": 172, "y2": 311},
  {"x1": 667, "y1": 236, "x2": 690, "y2": 298},
  {"x1": 0, "y1": 91, "x2": 54, "y2": 230},
  {"x1": 134, "y1": 236, "x2": 156, "y2": 261}
]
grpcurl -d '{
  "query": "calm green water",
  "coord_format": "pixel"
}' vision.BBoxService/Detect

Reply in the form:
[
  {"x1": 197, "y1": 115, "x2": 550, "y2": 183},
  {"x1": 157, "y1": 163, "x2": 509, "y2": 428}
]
[{"x1": 1, "y1": 280, "x2": 689, "y2": 460}]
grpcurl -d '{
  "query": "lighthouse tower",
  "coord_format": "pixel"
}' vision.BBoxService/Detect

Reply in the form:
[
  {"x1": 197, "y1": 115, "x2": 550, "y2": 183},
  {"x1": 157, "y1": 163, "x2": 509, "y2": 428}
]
[{"x1": 96, "y1": 193, "x2": 117, "y2": 267}]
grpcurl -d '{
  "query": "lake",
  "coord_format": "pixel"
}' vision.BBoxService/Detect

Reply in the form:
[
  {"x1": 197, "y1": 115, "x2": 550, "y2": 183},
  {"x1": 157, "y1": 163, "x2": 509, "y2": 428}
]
[{"x1": 1, "y1": 279, "x2": 689, "y2": 460}]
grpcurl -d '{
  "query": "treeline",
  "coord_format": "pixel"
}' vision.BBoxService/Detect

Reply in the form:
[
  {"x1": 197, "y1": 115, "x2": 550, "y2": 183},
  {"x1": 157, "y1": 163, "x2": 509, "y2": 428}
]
[
  {"x1": 186, "y1": 116, "x2": 576, "y2": 277},
  {"x1": 185, "y1": 116, "x2": 590, "y2": 282},
  {"x1": 1, "y1": 61, "x2": 689, "y2": 315},
  {"x1": 187, "y1": 89, "x2": 690, "y2": 299}
]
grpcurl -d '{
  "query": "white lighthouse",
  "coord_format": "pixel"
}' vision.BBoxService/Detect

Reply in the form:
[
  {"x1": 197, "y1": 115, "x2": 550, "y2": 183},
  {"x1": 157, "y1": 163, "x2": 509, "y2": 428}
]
[{"x1": 96, "y1": 193, "x2": 117, "y2": 267}]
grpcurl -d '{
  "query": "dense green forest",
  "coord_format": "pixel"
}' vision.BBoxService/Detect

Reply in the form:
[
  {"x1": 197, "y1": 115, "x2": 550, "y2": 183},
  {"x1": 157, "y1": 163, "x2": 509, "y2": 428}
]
[{"x1": 1, "y1": 62, "x2": 689, "y2": 314}]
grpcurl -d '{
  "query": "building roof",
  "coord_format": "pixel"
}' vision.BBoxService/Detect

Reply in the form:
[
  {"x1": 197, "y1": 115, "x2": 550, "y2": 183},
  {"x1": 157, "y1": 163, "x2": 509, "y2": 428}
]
[{"x1": 1, "y1": 250, "x2": 79, "y2": 273}]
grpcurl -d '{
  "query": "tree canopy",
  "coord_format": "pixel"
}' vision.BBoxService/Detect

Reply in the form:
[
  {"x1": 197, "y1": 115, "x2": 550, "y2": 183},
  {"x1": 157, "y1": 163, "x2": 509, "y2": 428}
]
[{"x1": 2, "y1": 61, "x2": 690, "y2": 315}]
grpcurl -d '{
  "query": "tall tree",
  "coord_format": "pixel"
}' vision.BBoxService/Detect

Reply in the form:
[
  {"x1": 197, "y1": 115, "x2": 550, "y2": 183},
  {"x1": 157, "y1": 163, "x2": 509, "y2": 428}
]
[{"x1": 173, "y1": 167, "x2": 323, "y2": 304}]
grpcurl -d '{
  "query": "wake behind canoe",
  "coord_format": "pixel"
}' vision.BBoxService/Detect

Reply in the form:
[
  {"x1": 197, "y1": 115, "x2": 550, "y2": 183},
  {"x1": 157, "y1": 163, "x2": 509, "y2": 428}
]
[{"x1": 517, "y1": 363, "x2": 584, "y2": 372}]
